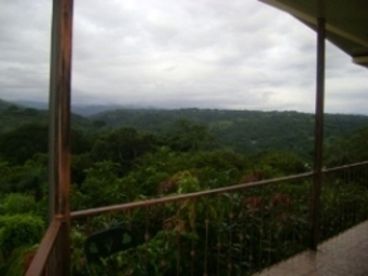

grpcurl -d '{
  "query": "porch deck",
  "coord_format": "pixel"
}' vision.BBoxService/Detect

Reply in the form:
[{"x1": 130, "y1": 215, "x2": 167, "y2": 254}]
[{"x1": 256, "y1": 220, "x2": 368, "y2": 276}]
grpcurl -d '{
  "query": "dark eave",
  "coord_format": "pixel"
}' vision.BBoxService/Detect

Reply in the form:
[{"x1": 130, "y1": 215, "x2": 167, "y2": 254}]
[{"x1": 259, "y1": 0, "x2": 368, "y2": 68}]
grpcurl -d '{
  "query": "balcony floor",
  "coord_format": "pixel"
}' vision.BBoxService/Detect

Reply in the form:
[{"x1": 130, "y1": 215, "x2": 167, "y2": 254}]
[{"x1": 256, "y1": 220, "x2": 368, "y2": 276}]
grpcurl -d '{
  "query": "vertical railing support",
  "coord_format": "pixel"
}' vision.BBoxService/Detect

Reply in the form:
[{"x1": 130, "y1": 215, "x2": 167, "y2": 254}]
[
  {"x1": 310, "y1": 17, "x2": 325, "y2": 250},
  {"x1": 48, "y1": 0, "x2": 74, "y2": 275}
]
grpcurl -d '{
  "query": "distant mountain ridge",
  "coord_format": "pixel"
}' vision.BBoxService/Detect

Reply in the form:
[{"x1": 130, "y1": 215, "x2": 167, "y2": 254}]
[
  {"x1": 1, "y1": 98, "x2": 368, "y2": 159},
  {"x1": 13, "y1": 100, "x2": 48, "y2": 110},
  {"x1": 0, "y1": 98, "x2": 92, "y2": 133},
  {"x1": 92, "y1": 108, "x2": 368, "y2": 159},
  {"x1": 0, "y1": 99, "x2": 16, "y2": 111},
  {"x1": 12, "y1": 99, "x2": 136, "y2": 116}
]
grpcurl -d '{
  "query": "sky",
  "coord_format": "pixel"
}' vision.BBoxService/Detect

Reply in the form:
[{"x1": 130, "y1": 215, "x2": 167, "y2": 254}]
[{"x1": 0, "y1": 0, "x2": 367, "y2": 114}]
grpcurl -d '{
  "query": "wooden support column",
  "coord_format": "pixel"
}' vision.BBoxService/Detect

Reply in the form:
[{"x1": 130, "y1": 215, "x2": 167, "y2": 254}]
[
  {"x1": 310, "y1": 17, "x2": 325, "y2": 251},
  {"x1": 48, "y1": 0, "x2": 73, "y2": 274}
]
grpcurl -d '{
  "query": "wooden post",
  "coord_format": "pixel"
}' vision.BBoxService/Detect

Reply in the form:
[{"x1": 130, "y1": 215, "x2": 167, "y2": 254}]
[
  {"x1": 310, "y1": 17, "x2": 325, "y2": 250},
  {"x1": 48, "y1": 0, "x2": 73, "y2": 274}
]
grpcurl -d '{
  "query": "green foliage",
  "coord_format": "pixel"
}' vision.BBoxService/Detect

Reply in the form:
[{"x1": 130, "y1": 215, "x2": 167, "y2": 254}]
[
  {"x1": 1, "y1": 245, "x2": 37, "y2": 276},
  {"x1": 173, "y1": 171, "x2": 200, "y2": 194},
  {"x1": 321, "y1": 179, "x2": 368, "y2": 239},
  {"x1": 326, "y1": 128, "x2": 368, "y2": 165},
  {"x1": 256, "y1": 151, "x2": 307, "y2": 176},
  {"x1": 71, "y1": 129, "x2": 94, "y2": 155},
  {"x1": 81, "y1": 230, "x2": 183, "y2": 276},
  {"x1": 72, "y1": 153, "x2": 94, "y2": 185},
  {"x1": 91, "y1": 128, "x2": 157, "y2": 170},
  {"x1": 136, "y1": 147, "x2": 188, "y2": 176},
  {"x1": 0, "y1": 193, "x2": 36, "y2": 215},
  {"x1": 0, "y1": 123, "x2": 93, "y2": 166},
  {"x1": 191, "y1": 150, "x2": 246, "y2": 188},
  {"x1": 0, "y1": 104, "x2": 48, "y2": 134},
  {"x1": 0, "y1": 99, "x2": 14, "y2": 112},
  {"x1": 92, "y1": 108, "x2": 368, "y2": 158},
  {"x1": 72, "y1": 161, "x2": 122, "y2": 209},
  {"x1": 71, "y1": 228, "x2": 88, "y2": 275},
  {"x1": 0, "y1": 159, "x2": 46, "y2": 197},
  {"x1": 165, "y1": 119, "x2": 215, "y2": 152},
  {"x1": 0, "y1": 99, "x2": 368, "y2": 274},
  {"x1": 0, "y1": 214, "x2": 44, "y2": 255},
  {"x1": 0, "y1": 124, "x2": 48, "y2": 165}
]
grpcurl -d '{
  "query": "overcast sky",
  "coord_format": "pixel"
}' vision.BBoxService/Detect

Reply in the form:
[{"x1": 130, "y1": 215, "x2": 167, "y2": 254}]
[{"x1": 0, "y1": 0, "x2": 367, "y2": 114}]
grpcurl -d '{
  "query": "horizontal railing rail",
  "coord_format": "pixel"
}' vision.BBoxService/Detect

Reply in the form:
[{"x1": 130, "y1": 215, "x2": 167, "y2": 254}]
[
  {"x1": 70, "y1": 171, "x2": 313, "y2": 219},
  {"x1": 71, "y1": 160, "x2": 368, "y2": 219},
  {"x1": 320, "y1": 160, "x2": 368, "y2": 242},
  {"x1": 322, "y1": 160, "x2": 368, "y2": 174},
  {"x1": 25, "y1": 218, "x2": 62, "y2": 276},
  {"x1": 26, "y1": 160, "x2": 368, "y2": 275}
]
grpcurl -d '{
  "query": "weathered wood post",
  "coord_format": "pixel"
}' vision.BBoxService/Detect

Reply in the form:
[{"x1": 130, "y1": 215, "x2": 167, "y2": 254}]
[
  {"x1": 48, "y1": 0, "x2": 74, "y2": 274},
  {"x1": 311, "y1": 16, "x2": 325, "y2": 250}
]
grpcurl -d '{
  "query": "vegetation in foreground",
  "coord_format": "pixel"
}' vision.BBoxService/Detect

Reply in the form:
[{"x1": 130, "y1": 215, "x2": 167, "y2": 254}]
[{"x1": 0, "y1": 99, "x2": 368, "y2": 275}]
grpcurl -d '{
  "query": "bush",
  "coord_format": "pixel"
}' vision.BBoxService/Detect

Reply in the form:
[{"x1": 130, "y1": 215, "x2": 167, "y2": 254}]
[
  {"x1": 0, "y1": 193, "x2": 36, "y2": 215},
  {"x1": 0, "y1": 214, "x2": 44, "y2": 254}
]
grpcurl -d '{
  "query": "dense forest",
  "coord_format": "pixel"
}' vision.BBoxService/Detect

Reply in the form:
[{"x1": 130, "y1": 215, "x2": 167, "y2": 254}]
[{"x1": 1, "y1": 98, "x2": 368, "y2": 275}]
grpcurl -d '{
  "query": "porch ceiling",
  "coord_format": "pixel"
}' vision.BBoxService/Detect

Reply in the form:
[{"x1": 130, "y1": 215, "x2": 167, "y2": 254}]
[{"x1": 260, "y1": 0, "x2": 368, "y2": 68}]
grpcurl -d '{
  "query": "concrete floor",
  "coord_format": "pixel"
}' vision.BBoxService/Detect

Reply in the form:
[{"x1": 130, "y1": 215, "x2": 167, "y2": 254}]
[{"x1": 256, "y1": 221, "x2": 368, "y2": 276}]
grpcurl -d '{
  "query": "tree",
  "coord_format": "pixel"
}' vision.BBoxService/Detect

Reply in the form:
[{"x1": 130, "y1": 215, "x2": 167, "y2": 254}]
[
  {"x1": 0, "y1": 194, "x2": 36, "y2": 215},
  {"x1": 0, "y1": 160, "x2": 46, "y2": 197},
  {"x1": 326, "y1": 127, "x2": 368, "y2": 166},
  {"x1": 0, "y1": 124, "x2": 48, "y2": 165},
  {"x1": 165, "y1": 120, "x2": 215, "y2": 152},
  {"x1": 0, "y1": 214, "x2": 44, "y2": 255},
  {"x1": 91, "y1": 128, "x2": 157, "y2": 170},
  {"x1": 73, "y1": 161, "x2": 122, "y2": 209}
]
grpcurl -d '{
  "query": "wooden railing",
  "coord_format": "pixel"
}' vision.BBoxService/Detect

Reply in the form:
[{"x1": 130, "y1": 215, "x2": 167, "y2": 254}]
[
  {"x1": 25, "y1": 219, "x2": 62, "y2": 276},
  {"x1": 26, "y1": 161, "x2": 368, "y2": 275},
  {"x1": 71, "y1": 171, "x2": 314, "y2": 219}
]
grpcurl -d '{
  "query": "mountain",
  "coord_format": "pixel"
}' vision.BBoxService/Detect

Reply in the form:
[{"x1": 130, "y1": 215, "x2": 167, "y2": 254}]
[
  {"x1": 0, "y1": 99, "x2": 93, "y2": 134},
  {"x1": 0, "y1": 99, "x2": 15, "y2": 111},
  {"x1": 71, "y1": 104, "x2": 124, "y2": 116},
  {"x1": 2, "y1": 97, "x2": 368, "y2": 159},
  {"x1": 14, "y1": 100, "x2": 48, "y2": 110},
  {"x1": 91, "y1": 108, "x2": 368, "y2": 158},
  {"x1": 12, "y1": 99, "x2": 124, "y2": 116}
]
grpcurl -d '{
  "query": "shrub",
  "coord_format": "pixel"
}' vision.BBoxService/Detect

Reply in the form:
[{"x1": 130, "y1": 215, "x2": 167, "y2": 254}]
[
  {"x1": 0, "y1": 214, "x2": 44, "y2": 254},
  {"x1": 1, "y1": 193, "x2": 36, "y2": 215}
]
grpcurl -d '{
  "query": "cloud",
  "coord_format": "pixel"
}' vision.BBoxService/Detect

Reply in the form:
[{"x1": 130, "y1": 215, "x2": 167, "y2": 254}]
[
  {"x1": 0, "y1": 0, "x2": 367, "y2": 114},
  {"x1": 0, "y1": 0, "x2": 51, "y2": 101}
]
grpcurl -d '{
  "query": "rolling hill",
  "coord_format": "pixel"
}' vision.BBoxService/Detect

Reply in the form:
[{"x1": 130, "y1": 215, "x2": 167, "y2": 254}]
[
  {"x1": 91, "y1": 108, "x2": 368, "y2": 158},
  {"x1": 1, "y1": 98, "x2": 368, "y2": 159}
]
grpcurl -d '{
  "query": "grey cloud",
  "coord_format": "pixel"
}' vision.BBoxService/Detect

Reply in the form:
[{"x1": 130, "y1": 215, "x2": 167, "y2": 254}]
[
  {"x1": 1, "y1": 0, "x2": 368, "y2": 114},
  {"x1": 0, "y1": 0, "x2": 50, "y2": 101}
]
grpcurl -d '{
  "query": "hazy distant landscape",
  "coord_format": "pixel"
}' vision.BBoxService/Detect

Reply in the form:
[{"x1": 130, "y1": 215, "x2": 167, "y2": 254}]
[
  {"x1": 2, "y1": 98, "x2": 368, "y2": 160},
  {"x1": 2, "y1": 0, "x2": 368, "y2": 274},
  {"x1": 1, "y1": 97, "x2": 368, "y2": 274}
]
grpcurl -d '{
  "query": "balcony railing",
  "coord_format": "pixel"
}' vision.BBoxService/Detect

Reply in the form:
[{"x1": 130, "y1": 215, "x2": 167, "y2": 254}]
[
  {"x1": 26, "y1": 160, "x2": 368, "y2": 275},
  {"x1": 26, "y1": 218, "x2": 63, "y2": 276}
]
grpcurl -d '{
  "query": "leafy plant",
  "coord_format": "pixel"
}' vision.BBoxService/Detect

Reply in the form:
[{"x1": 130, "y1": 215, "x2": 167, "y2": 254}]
[
  {"x1": 0, "y1": 193, "x2": 36, "y2": 215},
  {"x1": 0, "y1": 214, "x2": 44, "y2": 255}
]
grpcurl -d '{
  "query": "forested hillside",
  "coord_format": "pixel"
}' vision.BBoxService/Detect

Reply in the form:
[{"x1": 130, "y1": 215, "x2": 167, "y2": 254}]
[
  {"x1": 2, "y1": 99, "x2": 368, "y2": 159},
  {"x1": 0, "y1": 100, "x2": 94, "y2": 134},
  {"x1": 0, "y1": 99, "x2": 13, "y2": 111},
  {"x1": 92, "y1": 108, "x2": 368, "y2": 159},
  {"x1": 1, "y1": 98, "x2": 368, "y2": 275}
]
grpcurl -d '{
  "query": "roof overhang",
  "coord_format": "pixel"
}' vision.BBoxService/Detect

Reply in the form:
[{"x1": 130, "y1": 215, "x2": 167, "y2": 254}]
[{"x1": 259, "y1": 0, "x2": 368, "y2": 69}]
